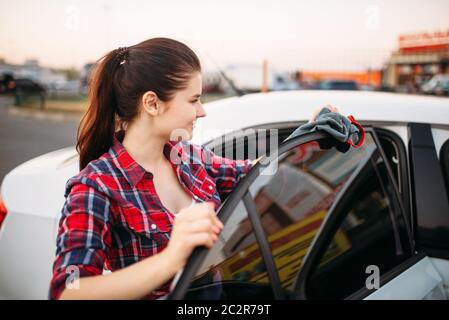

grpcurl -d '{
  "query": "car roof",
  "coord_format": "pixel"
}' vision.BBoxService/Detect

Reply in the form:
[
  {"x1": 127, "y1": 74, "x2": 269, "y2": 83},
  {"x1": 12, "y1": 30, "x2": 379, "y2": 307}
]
[{"x1": 191, "y1": 90, "x2": 449, "y2": 145}]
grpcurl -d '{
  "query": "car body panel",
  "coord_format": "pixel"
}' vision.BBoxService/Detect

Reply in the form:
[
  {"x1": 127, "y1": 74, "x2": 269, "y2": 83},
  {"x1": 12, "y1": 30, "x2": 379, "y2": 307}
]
[
  {"x1": 365, "y1": 257, "x2": 446, "y2": 300},
  {"x1": 0, "y1": 212, "x2": 56, "y2": 299},
  {"x1": 1, "y1": 147, "x2": 78, "y2": 220}
]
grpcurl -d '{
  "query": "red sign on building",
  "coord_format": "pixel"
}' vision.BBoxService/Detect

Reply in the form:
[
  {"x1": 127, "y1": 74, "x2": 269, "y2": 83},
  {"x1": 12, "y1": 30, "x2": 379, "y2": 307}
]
[{"x1": 399, "y1": 30, "x2": 449, "y2": 53}]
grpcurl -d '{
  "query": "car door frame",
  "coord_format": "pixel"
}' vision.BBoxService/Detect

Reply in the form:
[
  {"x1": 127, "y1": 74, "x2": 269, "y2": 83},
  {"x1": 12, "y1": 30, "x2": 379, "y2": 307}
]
[{"x1": 169, "y1": 127, "x2": 426, "y2": 300}]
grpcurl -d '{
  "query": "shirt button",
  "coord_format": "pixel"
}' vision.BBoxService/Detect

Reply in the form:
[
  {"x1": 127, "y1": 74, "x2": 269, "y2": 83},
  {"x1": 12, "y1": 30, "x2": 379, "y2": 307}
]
[
  {"x1": 208, "y1": 185, "x2": 213, "y2": 190},
  {"x1": 151, "y1": 224, "x2": 157, "y2": 230}
]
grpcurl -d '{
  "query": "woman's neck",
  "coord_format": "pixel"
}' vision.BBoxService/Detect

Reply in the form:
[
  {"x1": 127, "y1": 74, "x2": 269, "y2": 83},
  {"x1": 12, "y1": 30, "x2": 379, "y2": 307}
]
[{"x1": 122, "y1": 122, "x2": 167, "y2": 171}]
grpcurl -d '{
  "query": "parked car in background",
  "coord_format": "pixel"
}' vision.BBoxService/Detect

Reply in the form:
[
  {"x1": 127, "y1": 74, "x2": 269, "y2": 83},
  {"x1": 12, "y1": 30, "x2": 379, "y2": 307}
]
[
  {"x1": 10, "y1": 78, "x2": 46, "y2": 108},
  {"x1": 359, "y1": 84, "x2": 377, "y2": 91},
  {"x1": 0, "y1": 74, "x2": 16, "y2": 95},
  {"x1": 1, "y1": 75, "x2": 46, "y2": 97},
  {"x1": 13, "y1": 78, "x2": 46, "y2": 96},
  {"x1": 421, "y1": 74, "x2": 449, "y2": 97},
  {"x1": 222, "y1": 65, "x2": 300, "y2": 93},
  {"x1": 315, "y1": 80, "x2": 359, "y2": 91},
  {"x1": 1, "y1": 90, "x2": 448, "y2": 299}
]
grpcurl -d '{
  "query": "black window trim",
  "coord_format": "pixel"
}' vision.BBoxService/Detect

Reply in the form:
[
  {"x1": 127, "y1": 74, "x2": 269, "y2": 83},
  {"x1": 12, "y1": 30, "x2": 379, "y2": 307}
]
[
  {"x1": 440, "y1": 138, "x2": 449, "y2": 200},
  {"x1": 371, "y1": 128, "x2": 414, "y2": 249},
  {"x1": 242, "y1": 192, "x2": 286, "y2": 299},
  {"x1": 293, "y1": 127, "x2": 414, "y2": 300},
  {"x1": 374, "y1": 127, "x2": 411, "y2": 229}
]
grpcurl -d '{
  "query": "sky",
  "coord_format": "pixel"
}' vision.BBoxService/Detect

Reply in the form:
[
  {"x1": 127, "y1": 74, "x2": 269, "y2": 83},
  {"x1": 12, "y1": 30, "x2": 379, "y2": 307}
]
[{"x1": 0, "y1": 0, "x2": 448, "y2": 72}]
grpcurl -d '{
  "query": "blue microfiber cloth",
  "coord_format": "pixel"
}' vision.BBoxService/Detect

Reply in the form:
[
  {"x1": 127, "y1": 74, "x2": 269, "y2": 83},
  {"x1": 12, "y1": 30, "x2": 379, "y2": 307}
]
[{"x1": 285, "y1": 107, "x2": 365, "y2": 153}]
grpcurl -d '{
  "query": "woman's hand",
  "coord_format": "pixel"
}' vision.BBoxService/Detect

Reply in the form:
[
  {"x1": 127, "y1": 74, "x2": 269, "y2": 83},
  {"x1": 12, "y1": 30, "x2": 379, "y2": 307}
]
[
  {"x1": 165, "y1": 202, "x2": 223, "y2": 270},
  {"x1": 309, "y1": 104, "x2": 339, "y2": 123}
]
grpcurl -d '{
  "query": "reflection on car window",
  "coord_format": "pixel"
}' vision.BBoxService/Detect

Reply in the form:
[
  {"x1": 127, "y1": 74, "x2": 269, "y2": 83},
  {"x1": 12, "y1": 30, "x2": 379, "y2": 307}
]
[
  {"x1": 248, "y1": 137, "x2": 375, "y2": 291},
  {"x1": 248, "y1": 134, "x2": 411, "y2": 298},
  {"x1": 306, "y1": 139, "x2": 412, "y2": 299},
  {"x1": 209, "y1": 127, "x2": 296, "y2": 161},
  {"x1": 184, "y1": 201, "x2": 274, "y2": 300}
]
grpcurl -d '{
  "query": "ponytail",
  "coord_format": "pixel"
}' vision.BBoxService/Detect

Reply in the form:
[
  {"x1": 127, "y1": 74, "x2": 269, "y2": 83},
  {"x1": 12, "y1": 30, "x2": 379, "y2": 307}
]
[{"x1": 77, "y1": 50, "x2": 122, "y2": 170}]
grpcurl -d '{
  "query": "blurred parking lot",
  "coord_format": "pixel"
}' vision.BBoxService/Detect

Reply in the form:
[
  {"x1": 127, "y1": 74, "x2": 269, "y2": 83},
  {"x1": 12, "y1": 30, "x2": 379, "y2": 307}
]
[{"x1": 0, "y1": 96, "x2": 78, "y2": 182}]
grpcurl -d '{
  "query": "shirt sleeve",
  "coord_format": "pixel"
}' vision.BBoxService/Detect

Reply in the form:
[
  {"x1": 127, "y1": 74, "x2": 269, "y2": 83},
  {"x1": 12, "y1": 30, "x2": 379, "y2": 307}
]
[
  {"x1": 200, "y1": 145, "x2": 254, "y2": 198},
  {"x1": 49, "y1": 182, "x2": 112, "y2": 300}
]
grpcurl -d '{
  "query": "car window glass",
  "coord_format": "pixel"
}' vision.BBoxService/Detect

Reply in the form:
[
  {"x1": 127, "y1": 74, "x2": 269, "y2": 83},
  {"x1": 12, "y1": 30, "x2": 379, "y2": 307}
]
[
  {"x1": 209, "y1": 127, "x2": 296, "y2": 161},
  {"x1": 207, "y1": 126, "x2": 298, "y2": 202},
  {"x1": 305, "y1": 140, "x2": 412, "y2": 299},
  {"x1": 247, "y1": 134, "x2": 411, "y2": 297},
  {"x1": 183, "y1": 201, "x2": 274, "y2": 300}
]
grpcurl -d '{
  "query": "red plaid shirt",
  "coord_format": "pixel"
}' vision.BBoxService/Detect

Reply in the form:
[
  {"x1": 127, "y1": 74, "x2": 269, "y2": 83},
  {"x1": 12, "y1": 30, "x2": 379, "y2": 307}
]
[{"x1": 49, "y1": 131, "x2": 252, "y2": 300}]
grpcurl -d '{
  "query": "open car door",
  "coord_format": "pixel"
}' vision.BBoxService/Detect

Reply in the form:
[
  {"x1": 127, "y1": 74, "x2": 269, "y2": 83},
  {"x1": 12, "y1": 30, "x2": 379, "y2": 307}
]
[{"x1": 168, "y1": 128, "x2": 445, "y2": 300}]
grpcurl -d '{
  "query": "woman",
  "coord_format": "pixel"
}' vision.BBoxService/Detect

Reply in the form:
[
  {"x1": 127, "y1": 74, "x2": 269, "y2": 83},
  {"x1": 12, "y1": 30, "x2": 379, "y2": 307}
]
[{"x1": 49, "y1": 37, "x2": 332, "y2": 300}]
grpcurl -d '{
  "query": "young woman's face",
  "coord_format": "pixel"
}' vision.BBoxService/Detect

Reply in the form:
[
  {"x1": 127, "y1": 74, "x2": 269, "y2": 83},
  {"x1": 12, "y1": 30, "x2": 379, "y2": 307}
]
[{"x1": 160, "y1": 72, "x2": 206, "y2": 141}]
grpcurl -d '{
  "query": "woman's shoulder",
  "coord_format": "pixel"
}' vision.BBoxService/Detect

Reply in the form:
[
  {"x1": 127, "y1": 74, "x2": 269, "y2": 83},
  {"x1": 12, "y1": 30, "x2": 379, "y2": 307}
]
[{"x1": 64, "y1": 152, "x2": 117, "y2": 198}]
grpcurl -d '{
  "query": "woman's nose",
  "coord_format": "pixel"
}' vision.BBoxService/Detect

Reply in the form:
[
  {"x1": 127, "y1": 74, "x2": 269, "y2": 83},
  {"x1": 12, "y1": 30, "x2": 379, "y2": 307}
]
[{"x1": 196, "y1": 103, "x2": 206, "y2": 118}]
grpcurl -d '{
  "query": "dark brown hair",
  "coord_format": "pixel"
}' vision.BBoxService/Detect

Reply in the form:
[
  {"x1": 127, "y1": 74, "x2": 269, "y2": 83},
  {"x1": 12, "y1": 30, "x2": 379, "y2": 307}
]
[{"x1": 76, "y1": 38, "x2": 201, "y2": 170}]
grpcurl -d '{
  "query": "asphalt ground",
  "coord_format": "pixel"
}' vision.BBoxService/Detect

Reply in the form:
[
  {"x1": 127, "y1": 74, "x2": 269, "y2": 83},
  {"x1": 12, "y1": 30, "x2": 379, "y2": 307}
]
[{"x1": 0, "y1": 96, "x2": 80, "y2": 183}]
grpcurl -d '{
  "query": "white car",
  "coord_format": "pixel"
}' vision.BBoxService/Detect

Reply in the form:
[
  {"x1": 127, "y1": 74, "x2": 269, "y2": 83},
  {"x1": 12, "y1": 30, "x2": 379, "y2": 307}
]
[{"x1": 1, "y1": 90, "x2": 449, "y2": 300}]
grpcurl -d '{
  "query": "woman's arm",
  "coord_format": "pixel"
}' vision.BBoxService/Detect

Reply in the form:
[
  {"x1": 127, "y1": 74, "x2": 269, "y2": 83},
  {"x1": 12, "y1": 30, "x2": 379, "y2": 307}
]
[
  {"x1": 59, "y1": 246, "x2": 179, "y2": 300},
  {"x1": 58, "y1": 202, "x2": 222, "y2": 300}
]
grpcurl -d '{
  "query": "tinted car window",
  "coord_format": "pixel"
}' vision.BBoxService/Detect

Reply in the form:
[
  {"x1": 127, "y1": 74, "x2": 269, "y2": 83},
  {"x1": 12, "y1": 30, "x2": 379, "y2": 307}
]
[
  {"x1": 208, "y1": 126, "x2": 299, "y2": 202},
  {"x1": 247, "y1": 134, "x2": 411, "y2": 297},
  {"x1": 209, "y1": 127, "x2": 298, "y2": 161},
  {"x1": 183, "y1": 201, "x2": 274, "y2": 300},
  {"x1": 305, "y1": 141, "x2": 412, "y2": 299}
]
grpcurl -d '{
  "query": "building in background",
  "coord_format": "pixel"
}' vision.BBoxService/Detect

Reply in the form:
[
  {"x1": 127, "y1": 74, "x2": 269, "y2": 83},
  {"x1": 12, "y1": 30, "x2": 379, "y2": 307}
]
[
  {"x1": 296, "y1": 70, "x2": 382, "y2": 90},
  {"x1": 383, "y1": 29, "x2": 449, "y2": 92}
]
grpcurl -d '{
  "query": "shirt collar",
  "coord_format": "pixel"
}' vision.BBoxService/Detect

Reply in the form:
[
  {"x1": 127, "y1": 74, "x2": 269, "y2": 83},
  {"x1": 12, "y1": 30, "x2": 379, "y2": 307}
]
[{"x1": 110, "y1": 131, "x2": 187, "y2": 188}]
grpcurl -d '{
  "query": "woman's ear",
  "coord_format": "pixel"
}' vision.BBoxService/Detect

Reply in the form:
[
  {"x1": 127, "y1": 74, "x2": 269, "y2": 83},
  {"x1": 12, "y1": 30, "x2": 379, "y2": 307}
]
[{"x1": 141, "y1": 91, "x2": 159, "y2": 116}]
